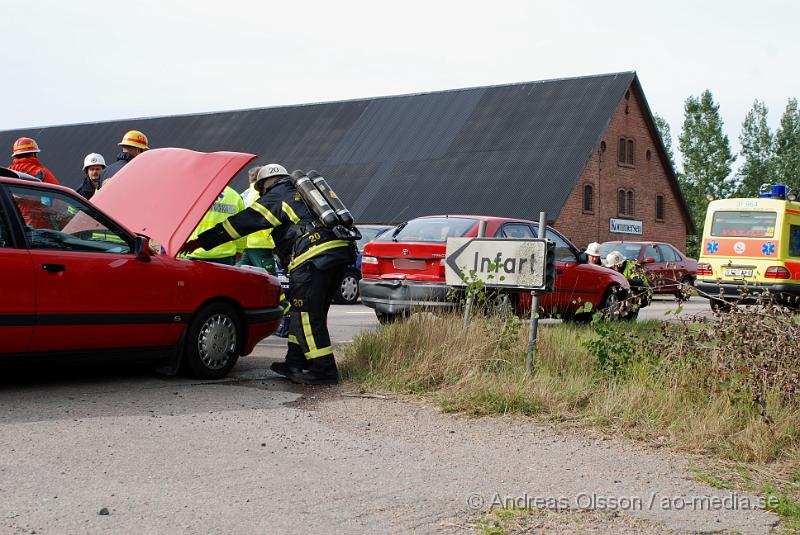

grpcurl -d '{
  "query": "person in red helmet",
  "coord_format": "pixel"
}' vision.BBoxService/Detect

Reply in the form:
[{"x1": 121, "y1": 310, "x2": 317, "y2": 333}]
[{"x1": 8, "y1": 137, "x2": 60, "y2": 184}]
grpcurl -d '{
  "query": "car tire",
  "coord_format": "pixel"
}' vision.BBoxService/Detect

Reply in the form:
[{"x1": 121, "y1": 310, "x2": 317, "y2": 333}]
[
  {"x1": 599, "y1": 286, "x2": 623, "y2": 320},
  {"x1": 184, "y1": 302, "x2": 242, "y2": 379},
  {"x1": 334, "y1": 270, "x2": 360, "y2": 305},
  {"x1": 709, "y1": 298, "x2": 732, "y2": 314},
  {"x1": 376, "y1": 312, "x2": 403, "y2": 325},
  {"x1": 675, "y1": 275, "x2": 695, "y2": 298}
]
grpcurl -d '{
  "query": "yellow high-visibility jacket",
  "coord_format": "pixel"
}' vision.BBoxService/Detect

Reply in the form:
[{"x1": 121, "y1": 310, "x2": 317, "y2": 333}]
[
  {"x1": 187, "y1": 187, "x2": 246, "y2": 259},
  {"x1": 240, "y1": 185, "x2": 275, "y2": 249}
]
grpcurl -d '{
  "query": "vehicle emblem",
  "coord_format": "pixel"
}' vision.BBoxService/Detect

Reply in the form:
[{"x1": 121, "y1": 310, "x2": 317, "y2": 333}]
[
  {"x1": 733, "y1": 241, "x2": 746, "y2": 254},
  {"x1": 402, "y1": 248, "x2": 409, "y2": 256}
]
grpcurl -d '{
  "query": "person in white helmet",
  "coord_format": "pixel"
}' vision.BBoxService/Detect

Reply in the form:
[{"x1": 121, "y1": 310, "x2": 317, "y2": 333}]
[
  {"x1": 75, "y1": 153, "x2": 107, "y2": 199},
  {"x1": 605, "y1": 250, "x2": 651, "y2": 318},
  {"x1": 585, "y1": 242, "x2": 602, "y2": 265}
]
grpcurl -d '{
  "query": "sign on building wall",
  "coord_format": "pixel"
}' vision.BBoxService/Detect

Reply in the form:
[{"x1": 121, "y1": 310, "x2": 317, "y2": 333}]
[{"x1": 609, "y1": 218, "x2": 643, "y2": 235}]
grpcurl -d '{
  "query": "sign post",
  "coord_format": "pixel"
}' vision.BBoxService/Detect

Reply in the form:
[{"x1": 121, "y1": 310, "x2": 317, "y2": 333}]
[
  {"x1": 526, "y1": 212, "x2": 547, "y2": 373},
  {"x1": 445, "y1": 212, "x2": 554, "y2": 374}
]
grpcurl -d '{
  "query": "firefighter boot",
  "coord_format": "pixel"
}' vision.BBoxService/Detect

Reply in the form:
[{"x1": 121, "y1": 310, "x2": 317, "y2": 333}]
[{"x1": 288, "y1": 355, "x2": 339, "y2": 385}]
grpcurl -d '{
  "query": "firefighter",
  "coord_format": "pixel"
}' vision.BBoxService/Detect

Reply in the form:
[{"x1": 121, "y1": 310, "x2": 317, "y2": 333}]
[
  {"x1": 605, "y1": 250, "x2": 651, "y2": 314},
  {"x1": 184, "y1": 186, "x2": 246, "y2": 265},
  {"x1": 75, "y1": 153, "x2": 107, "y2": 199},
  {"x1": 585, "y1": 242, "x2": 602, "y2": 265},
  {"x1": 99, "y1": 130, "x2": 149, "y2": 187},
  {"x1": 8, "y1": 137, "x2": 59, "y2": 184},
  {"x1": 237, "y1": 166, "x2": 277, "y2": 273},
  {"x1": 179, "y1": 164, "x2": 355, "y2": 385}
]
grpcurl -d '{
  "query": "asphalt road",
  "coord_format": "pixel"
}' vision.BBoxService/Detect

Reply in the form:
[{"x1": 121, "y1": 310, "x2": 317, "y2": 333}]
[{"x1": 1, "y1": 296, "x2": 775, "y2": 535}]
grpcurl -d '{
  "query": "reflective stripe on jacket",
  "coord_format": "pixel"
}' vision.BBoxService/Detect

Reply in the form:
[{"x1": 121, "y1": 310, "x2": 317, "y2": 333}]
[
  {"x1": 240, "y1": 185, "x2": 275, "y2": 249},
  {"x1": 186, "y1": 186, "x2": 246, "y2": 259}
]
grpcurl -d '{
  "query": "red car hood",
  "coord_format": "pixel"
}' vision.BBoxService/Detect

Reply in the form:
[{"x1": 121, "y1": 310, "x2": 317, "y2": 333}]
[{"x1": 91, "y1": 148, "x2": 255, "y2": 257}]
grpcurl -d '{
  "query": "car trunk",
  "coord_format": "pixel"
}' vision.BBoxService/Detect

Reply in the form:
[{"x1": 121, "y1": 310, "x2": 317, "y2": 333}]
[{"x1": 364, "y1": 242, "x2": 447, "y2": 281}]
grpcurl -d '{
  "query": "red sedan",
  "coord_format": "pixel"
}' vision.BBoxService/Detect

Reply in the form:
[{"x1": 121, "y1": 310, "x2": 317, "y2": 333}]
[
  {"x1": 599, "y1": 241, "x2": 697, "y2": 295},
  {"x1": 359, "y1": 215, "x2": 630, "y2": 322},
  {"x1": 0, "y1": 149, "x2": 283, "y2": 378}
]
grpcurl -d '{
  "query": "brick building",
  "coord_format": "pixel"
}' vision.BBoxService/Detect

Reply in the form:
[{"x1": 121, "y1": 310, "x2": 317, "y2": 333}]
[{"x1": 0, "y1": 71, "x2": 694, "y2": 251}]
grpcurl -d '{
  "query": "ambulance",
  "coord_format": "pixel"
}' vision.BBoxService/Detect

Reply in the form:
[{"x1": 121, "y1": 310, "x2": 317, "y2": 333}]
[{"x1": 696, "y1": 184, "x2": 800, "y2": 309}]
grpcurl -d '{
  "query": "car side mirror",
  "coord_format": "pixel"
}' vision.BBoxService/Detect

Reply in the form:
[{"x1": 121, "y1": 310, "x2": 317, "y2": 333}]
[
  {"x1": 643, "y1": 256, "x2": 656, "y2": 264},
  {"x1": 577, "y1": 252, "x2": 588, "y2": 264},
  {"x1": 134, "y1": 235, "x2": 151, "y2": 262}
]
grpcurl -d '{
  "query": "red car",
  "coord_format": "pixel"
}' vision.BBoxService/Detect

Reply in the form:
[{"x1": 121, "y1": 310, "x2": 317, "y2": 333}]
[
  {"x1": 599, "y1": 241, "x2": 697, "y2": 295},
  {"x1": 359, "y1": 215, "x2": 630, "y2": 322},
  {"x1": 0, "y1": 149, "x2": 283, "y2": 378}
]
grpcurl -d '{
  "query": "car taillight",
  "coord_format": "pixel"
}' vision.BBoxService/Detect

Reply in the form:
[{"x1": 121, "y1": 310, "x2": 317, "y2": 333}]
[
  {"x1": 439, "y1": 258, "x2": 446, "y2": 277},
  {"x1": 697, "y1": 263, "x2": 713, "y2": 276},
  {"x1": 362, "y1": 255, "x2": 378, "y2": 264},
  {"x1": 361, "y1": 255, "x2": 380, "y2": 275},
  {"x1": 765, "y1": 266, "x2": 790, "y2": 279}
]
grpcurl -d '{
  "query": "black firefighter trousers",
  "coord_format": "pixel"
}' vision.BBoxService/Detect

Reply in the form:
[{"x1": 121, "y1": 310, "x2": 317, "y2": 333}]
[{"x1": 285, "y1": 261, "x2": 347, "y2": 376}]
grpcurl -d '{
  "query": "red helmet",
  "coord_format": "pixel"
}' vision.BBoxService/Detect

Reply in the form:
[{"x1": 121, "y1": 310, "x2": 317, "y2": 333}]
[{"x1": 12, "y1": 137, "x2": 41, "y2": 157}]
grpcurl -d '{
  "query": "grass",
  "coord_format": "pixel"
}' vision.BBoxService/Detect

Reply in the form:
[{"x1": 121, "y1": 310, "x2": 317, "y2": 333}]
[{"x1": 340, "y1": 311, "x2": 800, "y2": 527}]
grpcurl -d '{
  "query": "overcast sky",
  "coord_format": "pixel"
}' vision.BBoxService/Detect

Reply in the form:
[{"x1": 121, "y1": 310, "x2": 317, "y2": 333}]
[{"x1": 3, "y1": 0, "x2": 797, "y2": 171}]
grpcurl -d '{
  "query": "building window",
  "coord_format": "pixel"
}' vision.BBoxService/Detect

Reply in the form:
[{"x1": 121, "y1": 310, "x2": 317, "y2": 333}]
[
  {"x1": 583, "y1": 184, "x2": 594, "y2": 212},
  {"x1": 617, "y1": 137, "x2": 636, "y2": 167},
  {"x1": 618, "y1": 189, "x2": 626, "y2": 215},
  {"x1": 600, "y1": 140, "x2": 607, "y2": 152},
  {"x1": 656, "y1": 195, "x2": 665, "y2": 221},
  {"x1": 627, "y1": 190, "x2": 635, "y2": 216},
  {"x1": 646, "y1": 149, "x2": 652, "y2": 161}
]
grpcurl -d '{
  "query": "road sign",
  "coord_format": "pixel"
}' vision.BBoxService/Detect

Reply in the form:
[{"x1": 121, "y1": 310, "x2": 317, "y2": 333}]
[{"x1": 445, "y1": 238, "x2": 552, "y2": 291}]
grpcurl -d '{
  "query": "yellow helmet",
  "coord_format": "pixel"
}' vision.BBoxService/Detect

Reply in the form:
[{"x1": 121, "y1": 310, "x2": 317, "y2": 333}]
[{"x1": 118, "y1": 130, "x2": 149, "y2": 150}]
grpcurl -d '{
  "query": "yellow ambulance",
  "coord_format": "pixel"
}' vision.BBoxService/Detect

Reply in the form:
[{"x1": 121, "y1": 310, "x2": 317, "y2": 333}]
[{"x1": 696, "y1": 184, "x2": 800, "y2": 309}]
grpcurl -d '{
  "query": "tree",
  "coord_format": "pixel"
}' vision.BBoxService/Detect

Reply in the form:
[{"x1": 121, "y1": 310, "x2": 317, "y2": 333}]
[
  {"x1": 654, "y1": 113, "x2": 676, "y2": 168},
  {"x1": 678, "y1": 90, "x2": 736, "y2": 257},
  {"x1": 774, "y1": 98, "x2": 800, "y2": 193},
  {"x1": 737, "y1": 100, "x2": 774, "y2": 197}
]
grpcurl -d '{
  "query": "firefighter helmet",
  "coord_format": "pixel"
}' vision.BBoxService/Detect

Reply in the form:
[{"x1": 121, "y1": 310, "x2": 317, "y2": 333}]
[
  {"x1": 118, "y1": 130, "x2": 149, "y2": 150},
  {"x1": 83, "y1": 153, "x2": 107, "y2": 171},
  {"x1": 12, "y1": 137, "x2": 41, "y2": 157},
  {"x1": 586, "y1": 242, "x2": 602, "y2": 257},
  {"x1": 255, "y1": 163, "x2": 289, "y2": 189},
  {"x1": 605, "y1": 251, "x2": 626, "y2": 268}
]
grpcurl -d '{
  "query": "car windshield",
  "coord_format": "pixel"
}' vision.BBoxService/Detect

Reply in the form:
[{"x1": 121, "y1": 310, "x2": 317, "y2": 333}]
[
  {"x1": 600, "y1": 242, "x2": 641, "y2": 260},
  {"x1": 356, "y1": 226, "x2": 391, "y2": 250},
  {"x1": 377, "y1": 217, "x2": 477, "y2": 243},
  {"x1": 711, "y1": 211, "x2": 777, "y2": 238}
]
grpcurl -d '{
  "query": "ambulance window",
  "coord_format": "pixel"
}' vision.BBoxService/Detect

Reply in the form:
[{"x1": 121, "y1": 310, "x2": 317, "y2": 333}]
[
  {"x1": 711, "y1": 211, "x2": 777, "y2": 238},
  {"x1": 790, "y1": 225, "x2": 800, "y2": 257}
]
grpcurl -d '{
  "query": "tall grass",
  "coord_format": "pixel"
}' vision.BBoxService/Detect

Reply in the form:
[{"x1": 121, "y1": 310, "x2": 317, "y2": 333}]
[{"x1": 341, "y1": 312, "x2": 800, "y2": 466}]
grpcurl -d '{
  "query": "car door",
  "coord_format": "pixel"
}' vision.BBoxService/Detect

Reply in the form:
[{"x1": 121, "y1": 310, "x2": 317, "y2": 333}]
[
  {"x1": 642, "y1": 243, "x2": 667, "y2": 290},
  {"x1": 544, "y1": 229, "x2": 604, "y2": 314},
  {"x1": 657, "y1": 244, "x2": 680, "y2": 291},
  {"x1": 0, "y1": 192, "x2": 35, "y2": 354},
  {"x1": 6, "y1": 184, "x2": 173, "y2": 352}
]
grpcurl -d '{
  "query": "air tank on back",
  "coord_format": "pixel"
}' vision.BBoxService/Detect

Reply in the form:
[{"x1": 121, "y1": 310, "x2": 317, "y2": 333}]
[
  {"x1": 289, "y1": 170, "x2": 339, "y2": 228},
  {"x1": 306, "y1": 170, "x2": 354, "y2": 228}
]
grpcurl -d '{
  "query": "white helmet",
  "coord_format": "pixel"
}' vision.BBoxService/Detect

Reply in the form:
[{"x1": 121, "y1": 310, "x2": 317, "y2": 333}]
[
  {"x1": 586, "y1": 242, "x2": 602, "y2": 257},
  {"x1": 83, "y1": 153, "x2": 106, "y2": 171},
  {"x1": 605, "y1": 251, "x2": 626, "y2": 268},
  {"x1": 255, "y1": 163, "x2": 289, "y2": 189}
]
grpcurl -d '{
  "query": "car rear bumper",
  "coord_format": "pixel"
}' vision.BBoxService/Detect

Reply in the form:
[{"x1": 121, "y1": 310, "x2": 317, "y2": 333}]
[
  {"x1": 242, "y1": 305, "x2": 285, "y2": 354},
  {"x1": 359, "y1": 278, "x2": 456, "y2": 315},
  {"x1": 697, "y1": 279, "x2": 800, "y2": 305}
]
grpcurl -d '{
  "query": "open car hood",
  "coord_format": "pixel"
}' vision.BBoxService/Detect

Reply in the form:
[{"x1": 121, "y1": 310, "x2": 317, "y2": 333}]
[{"x1": 91, "y1": 148, "x2": 255, "y2": 257}]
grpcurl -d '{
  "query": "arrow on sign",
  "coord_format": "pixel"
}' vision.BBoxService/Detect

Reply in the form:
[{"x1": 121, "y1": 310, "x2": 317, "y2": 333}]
[{"x1": 445, "y1": 238, "x2": 474, "y2": 282}]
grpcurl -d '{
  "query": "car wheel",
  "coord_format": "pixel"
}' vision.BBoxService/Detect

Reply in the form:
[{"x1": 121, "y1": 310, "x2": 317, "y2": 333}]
[
  {"x1": 335, "y1": 270, "x2": 360, "y2": 305},
  {"x1": 709, "y1": 298, "x2": 732, "y2": 314},
  {"x1": 599, "y1": 287, "x2": 623, "y2": 320},
  {"x1": 376, "y1": 312, "x2": 403, "y2": 324},
  {"x1": 675, "y1": 275, "x2": 695, "y2": 298},
  {"x1": 184, "y1": 302, "x2": 241, "y2": 379}
]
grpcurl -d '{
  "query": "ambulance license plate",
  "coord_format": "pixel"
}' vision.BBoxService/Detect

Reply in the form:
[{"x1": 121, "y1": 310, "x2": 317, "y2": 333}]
[{"x1": 724, "y1": 268, "x2": 752, "y2": 278}]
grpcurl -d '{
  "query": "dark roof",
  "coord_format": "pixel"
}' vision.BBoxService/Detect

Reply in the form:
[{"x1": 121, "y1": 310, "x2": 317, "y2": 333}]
[{"x1": 0, "y1": 71, "x2": 692, "y2": 230}]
